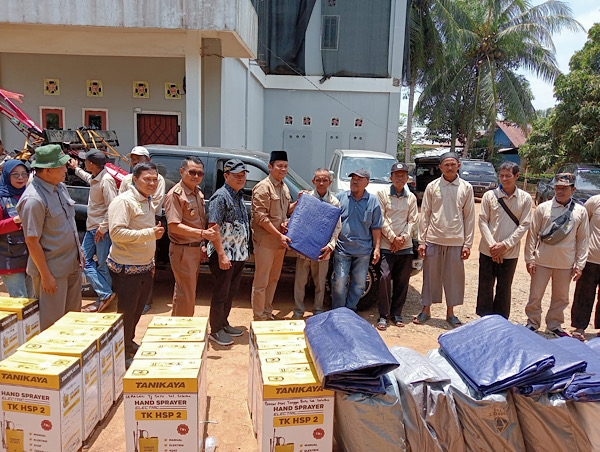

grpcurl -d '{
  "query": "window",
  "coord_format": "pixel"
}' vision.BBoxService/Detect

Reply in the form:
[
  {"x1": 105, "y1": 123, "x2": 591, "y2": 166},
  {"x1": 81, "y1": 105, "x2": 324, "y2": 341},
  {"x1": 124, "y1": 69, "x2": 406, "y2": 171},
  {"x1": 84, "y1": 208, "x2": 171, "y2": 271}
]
[
  {"x1": 83, "y1": 109, "x2": 108, "y2": 130},
  {"x1": 321, "y1": 15, "x2": 340, "y2": 51},
  {"x1": 40, "y1": 107, "x2": 65, "y2": 129}
]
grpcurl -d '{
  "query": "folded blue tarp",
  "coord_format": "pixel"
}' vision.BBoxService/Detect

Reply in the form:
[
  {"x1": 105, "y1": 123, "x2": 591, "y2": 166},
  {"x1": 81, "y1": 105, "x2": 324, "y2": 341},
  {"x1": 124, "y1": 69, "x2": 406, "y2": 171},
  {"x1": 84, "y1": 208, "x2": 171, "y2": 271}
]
[
  {"x1": 286, "y1": 192, "x2": 341, "y2": 261},
  {"x1": 438, "y1": 315, "x2": 555, "y2": 396},
  {"x1": 553, "y1": 337, "x2": 600, "y2": 402},
  {"x1": 515, "y1": 325, "x2": 587, "y2": 396},
  {"x1": 305, "y1": 307, "x2": 399, "y2": 394},
  {"x1": 586, "y1": 337, "x2": 600, "y2": 354}
]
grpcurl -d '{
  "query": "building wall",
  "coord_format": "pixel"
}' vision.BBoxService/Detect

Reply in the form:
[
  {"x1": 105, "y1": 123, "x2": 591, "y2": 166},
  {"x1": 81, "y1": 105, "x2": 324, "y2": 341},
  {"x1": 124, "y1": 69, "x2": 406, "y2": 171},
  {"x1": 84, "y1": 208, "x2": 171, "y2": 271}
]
[
  {"x1": 263, "y1": 88, "x2": 398, "y2": 181},
  {"x1": 0, "y1": 53, "x2": 185, "y2": 159}
]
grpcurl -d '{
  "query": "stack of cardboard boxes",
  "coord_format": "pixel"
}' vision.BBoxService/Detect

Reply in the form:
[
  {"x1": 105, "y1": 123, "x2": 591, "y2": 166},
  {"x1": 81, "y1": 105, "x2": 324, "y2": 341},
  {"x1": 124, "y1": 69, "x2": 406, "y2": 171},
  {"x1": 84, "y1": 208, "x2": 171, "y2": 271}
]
[
  {"x1": 248, "y1": 320, "x2": 334, "y2": 452},
  {"x1": 123, "y1": 316, "x2": 208, "y2": 452},
  {"x1": 0, "y1": 307, "x2": 124, "y2": 452}
]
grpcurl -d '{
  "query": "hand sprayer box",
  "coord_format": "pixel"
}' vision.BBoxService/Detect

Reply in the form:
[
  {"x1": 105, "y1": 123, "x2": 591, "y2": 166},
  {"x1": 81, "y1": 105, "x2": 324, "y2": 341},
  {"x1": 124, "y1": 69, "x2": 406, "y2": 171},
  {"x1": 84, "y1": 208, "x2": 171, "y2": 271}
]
[{"x1": 0, "y1": 297, "x2": 39, "y2": 344}]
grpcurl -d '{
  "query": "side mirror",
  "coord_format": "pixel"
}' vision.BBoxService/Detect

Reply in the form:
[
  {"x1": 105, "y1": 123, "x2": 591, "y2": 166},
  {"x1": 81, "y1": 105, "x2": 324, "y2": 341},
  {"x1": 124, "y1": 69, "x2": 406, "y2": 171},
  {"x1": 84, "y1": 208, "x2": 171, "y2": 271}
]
[{"x1": 329, "y1": 170, "x2": 335, "y2": 180}]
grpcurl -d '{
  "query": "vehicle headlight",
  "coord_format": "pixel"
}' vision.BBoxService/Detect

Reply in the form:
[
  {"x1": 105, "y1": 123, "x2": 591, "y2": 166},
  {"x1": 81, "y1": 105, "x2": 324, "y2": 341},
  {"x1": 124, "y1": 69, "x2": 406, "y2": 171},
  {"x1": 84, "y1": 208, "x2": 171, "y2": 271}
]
[{"x1": 489, "y1": 182, "x2": 498, "y2": 188}]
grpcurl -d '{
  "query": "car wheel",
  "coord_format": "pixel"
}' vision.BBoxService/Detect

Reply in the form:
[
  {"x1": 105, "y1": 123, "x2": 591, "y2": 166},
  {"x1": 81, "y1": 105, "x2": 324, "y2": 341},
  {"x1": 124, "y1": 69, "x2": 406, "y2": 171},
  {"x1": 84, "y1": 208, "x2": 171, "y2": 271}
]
[{"x1": 356, "y1": 263, "x2": 380, "y2": 311}]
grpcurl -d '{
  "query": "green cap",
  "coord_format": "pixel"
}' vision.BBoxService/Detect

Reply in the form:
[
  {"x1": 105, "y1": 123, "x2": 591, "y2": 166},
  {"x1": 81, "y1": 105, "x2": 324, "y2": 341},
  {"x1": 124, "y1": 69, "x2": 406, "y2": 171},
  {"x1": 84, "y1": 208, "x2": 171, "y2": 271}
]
[{"x1": 31, "y1": 145, "x2": 70, "y2": 169}]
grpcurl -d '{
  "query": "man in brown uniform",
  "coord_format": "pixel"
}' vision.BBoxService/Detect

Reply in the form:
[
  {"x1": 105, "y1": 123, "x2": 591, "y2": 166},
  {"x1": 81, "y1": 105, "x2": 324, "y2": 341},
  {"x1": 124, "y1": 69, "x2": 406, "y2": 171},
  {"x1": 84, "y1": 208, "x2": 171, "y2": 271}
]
[
  {"x1": 164, "y1": 157, "x2": 218, "y2": 316},
  {"x1": 251, "y1": 151, "x2": 296, "y2": 320}
]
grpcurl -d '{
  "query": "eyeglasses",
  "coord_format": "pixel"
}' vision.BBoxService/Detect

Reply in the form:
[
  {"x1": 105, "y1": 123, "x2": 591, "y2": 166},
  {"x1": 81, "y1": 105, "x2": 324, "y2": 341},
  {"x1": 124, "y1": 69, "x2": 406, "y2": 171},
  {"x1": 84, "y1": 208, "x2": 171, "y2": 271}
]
[
  {"x1": 187, "y1": 170, "x2": 204, "y2": 177},
  {"x1": 9, "y1": 172, "x2": 28, "y2": 179}
]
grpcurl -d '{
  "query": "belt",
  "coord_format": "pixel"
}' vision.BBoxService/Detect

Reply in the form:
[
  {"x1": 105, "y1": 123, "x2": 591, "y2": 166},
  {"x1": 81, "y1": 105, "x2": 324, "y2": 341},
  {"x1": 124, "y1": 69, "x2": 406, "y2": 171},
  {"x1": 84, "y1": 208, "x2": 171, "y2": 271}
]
[{"x1": 174, "y1": 242, "x2": 203, "y2": 247}]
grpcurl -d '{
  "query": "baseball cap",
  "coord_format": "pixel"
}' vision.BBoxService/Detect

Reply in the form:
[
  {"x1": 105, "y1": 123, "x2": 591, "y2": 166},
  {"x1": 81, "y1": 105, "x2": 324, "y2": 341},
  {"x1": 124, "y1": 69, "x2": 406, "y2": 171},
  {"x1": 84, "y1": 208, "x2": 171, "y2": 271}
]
[
  {"x1": 349, "y1": 168, "x2": 370, "y2": 179},
  {"x1": 554, "y1": 173, "x2": 575, "y2": 187},
  {"x1": 126, "y1": 146, "x2": 150, "y2": 159},
  {"x1": 224, "y1": 159, "x2": 249, "y2": 174},
  {"x1": 78, "y1": 150, "x2": 107, "y2": 166},
  {"x1": 391, "y1": 162, "x2": 409, "y2": 173}
]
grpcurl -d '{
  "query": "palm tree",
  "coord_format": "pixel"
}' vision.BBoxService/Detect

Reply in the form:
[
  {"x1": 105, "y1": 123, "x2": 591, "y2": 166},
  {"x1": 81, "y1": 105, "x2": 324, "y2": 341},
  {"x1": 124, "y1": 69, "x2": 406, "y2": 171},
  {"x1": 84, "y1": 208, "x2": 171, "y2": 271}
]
[{"x1": 418, "y1": 0, "x2": 582, "y2": 156}]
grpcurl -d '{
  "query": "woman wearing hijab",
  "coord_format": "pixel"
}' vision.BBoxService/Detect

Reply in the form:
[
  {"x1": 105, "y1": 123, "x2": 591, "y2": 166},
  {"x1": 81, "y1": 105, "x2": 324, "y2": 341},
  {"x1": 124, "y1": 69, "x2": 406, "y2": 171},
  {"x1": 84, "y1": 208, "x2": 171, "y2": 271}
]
[{"x1": 0, "y1": 159, "x2": 32, "y2": 297}]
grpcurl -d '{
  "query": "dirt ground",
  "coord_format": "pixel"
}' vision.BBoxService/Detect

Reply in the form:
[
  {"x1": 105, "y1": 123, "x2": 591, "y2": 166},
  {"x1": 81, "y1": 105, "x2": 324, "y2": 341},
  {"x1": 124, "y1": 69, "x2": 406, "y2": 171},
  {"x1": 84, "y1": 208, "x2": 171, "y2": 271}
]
[{"x1": 4, "y1": 201, "x2": 587, "y2": 451}]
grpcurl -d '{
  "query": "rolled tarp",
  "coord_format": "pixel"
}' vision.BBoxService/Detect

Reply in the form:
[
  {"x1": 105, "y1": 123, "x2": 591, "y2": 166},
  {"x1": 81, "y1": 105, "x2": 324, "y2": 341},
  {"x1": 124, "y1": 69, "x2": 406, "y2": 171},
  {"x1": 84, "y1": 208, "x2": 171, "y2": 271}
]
[
  {"x1": 554, "y1": 337, "x2": 600, "y2": 402},
  {"x1": 514, "y1": 325, "x2": 587, "y2": 396},
  {"x1": 512, "y1": 391, "x2": 591, "y2": 452},
  {"x1": 438, "y1": 315, "x2": 555, "y2": 395},
  {"x1": 427, "y1": 348, "x2": 526, "y2": 452},
  {"x1": 390, "y1": 346, "x2": 465, "y2": 452},
  {"x1": 334, "y1": 374, "x2": 408, "y2": 452},
  {"x1": 305, "y1": 307, "x2": 399, "y2": 394},
  {"x1": 286, "y1": 191, "x2": 341, "y2": 261}
]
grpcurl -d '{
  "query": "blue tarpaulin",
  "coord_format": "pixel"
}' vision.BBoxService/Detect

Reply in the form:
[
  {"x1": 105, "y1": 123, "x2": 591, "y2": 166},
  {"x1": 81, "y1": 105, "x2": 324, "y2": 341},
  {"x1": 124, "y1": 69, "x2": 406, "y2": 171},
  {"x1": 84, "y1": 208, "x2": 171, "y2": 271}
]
[
  {"x1": 305, "y1": 307, "x2": 399, "y2": 394},
  {"x1": 586, "y1": 337, "x2": 600, "y2": 354},
  {"x1": 438, "y1": 315, "x2": 555, "y2": 396},
  {"x1": 515, "y1": 325, "x2": 587, "y2": 395},
  {"x1": 553, "y1": 337, "x2": 600, "y2": 402},
  {"x1": 286, "y1": 192, "x2": 341, "y2": 261}
]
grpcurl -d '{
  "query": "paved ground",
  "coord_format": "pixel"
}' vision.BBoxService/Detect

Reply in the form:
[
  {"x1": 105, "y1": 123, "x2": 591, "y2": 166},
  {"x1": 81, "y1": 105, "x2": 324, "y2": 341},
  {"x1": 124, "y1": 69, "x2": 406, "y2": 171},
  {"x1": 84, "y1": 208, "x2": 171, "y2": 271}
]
[{"x1": 4, "y1": 201, "x2": 586, "y2": 451}]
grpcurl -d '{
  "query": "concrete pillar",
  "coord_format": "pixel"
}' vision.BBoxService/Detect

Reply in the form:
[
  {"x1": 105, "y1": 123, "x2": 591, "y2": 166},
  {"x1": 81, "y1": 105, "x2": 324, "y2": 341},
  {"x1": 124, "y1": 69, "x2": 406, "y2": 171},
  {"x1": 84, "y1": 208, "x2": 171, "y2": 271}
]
[{"x1": 185, "y1": 31, "x2": 202, "y2": 146}]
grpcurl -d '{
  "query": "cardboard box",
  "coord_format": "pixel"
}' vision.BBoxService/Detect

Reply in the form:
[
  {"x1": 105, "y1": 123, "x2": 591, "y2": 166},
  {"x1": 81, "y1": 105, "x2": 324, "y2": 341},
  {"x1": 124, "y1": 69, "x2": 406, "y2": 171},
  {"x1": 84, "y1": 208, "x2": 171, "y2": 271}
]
[
  {"x1": 44, "y1": 324, "x2": 114, "y2": 419},
  {"x1": 0, "y1": 297, "x2": 39, "y2": 344},
  {"x1": 256, "y1": 365, "x2": 334, "y2": 452},
  {"x1": 134, "y1": 342, "x2": 206, "y2": 361},
  {"x1": 141, "y1": 328, "x2": 206, "y2": 344},
  {"x1": 0, "y1": 311, "x2": 19, "y2": 359},
  {"x1": 123, "y1": 359, "x2": 207, "y2": 452},
  {"x1": 147, "y1": 316, "x2": 208, "y2": 334},
  {"x1": 0, "y1": 351, "x2": 82, "y2": 452},
  {"x1": 54, "y1": 313, "x2": 126, "y2": 402},
  {"x1": 18, "y1": 333, "x2": 100, "y2": 440}
]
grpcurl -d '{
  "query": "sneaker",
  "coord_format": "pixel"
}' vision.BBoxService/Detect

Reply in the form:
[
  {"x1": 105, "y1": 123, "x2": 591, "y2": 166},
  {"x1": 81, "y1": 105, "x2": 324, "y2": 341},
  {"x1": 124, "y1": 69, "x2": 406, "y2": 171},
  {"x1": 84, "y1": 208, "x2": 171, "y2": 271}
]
[
  {"x1": 209, "y1": 329, "x2": 234, "y2": 346},
  {"x1": 549, "y1": 328, "x2": 570, "y2": 338},
  {"x1": 130, "y1": 341, "x2": 140, "y2": 353},
  {"x1": 223, "y1": 325, "x2": 243, "y2": 337},
  {"x1": 266, "y1": 313, "x2": 282, "y2": 321},
  {"x1": 291, "y1": 313, "x2": 304, "y2": 320}
]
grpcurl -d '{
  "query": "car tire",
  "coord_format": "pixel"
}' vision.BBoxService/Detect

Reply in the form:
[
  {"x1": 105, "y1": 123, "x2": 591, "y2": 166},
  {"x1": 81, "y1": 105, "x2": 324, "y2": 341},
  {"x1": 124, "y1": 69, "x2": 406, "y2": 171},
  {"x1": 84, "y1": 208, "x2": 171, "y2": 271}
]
[{"x1": 356, "y1": 263, "x2": 380, "y2": 311}]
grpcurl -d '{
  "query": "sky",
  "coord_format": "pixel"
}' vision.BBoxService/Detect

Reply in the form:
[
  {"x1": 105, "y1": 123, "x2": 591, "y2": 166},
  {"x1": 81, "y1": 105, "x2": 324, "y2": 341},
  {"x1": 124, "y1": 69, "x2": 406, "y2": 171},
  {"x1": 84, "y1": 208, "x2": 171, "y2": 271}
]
[{"x1": 401, "y1": 1, "x2": 600, "y2": 114}]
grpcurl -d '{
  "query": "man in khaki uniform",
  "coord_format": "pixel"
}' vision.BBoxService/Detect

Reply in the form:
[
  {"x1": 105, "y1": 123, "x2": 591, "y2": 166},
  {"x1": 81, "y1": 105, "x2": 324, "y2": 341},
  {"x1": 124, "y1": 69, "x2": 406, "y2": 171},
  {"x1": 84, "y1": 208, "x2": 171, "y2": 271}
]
[
  {"x1": 415, "y1": 151, "x2": 475, "y2": 328},
  {"x1": 525, "y1": 173, "x2": 588, "y2": 336},
  {"x1": 477, "y1": 161, "x2": 532, "y2": 319},
  {"x1": 292, "y1": 168, "x2": 341, "y2": 319},
  {"x1": 164, "y1": 157, "x2": 218, "y2": 317},
  {"x1": 251, "y1": 151, "x2": 296, "y2": 321}
]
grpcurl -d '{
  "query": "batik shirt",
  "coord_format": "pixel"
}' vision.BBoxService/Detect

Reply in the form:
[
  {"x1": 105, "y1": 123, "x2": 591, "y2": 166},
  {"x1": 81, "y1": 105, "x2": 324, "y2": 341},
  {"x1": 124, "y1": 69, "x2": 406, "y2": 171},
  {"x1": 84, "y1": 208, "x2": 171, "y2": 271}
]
[{"x1": 207, "y1": 183, "x2": 249, "y2": 261}]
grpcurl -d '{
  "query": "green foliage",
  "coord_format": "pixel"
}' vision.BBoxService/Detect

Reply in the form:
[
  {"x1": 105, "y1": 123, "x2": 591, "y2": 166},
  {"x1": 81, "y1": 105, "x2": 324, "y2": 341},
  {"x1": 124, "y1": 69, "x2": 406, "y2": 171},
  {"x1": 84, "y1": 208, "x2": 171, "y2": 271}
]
[{"x1": 520, "y1": 23, "x2": 600, "y2": 171}]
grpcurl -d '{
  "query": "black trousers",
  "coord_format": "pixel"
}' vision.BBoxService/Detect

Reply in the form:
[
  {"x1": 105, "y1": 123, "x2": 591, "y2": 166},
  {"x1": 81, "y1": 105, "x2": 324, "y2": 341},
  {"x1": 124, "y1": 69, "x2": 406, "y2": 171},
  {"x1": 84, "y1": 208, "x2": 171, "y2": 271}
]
[
  {"x1": 208, "y1": 253, "x2": 245, "y2": 333},
  {"x1": 572, "y1": 262, "x2": 600, "y2": 330},
  {"x1": 377, "y1": 253, "x2": 412, "y2": 319},
  {"x1": 111, "y1": 269, "x2": 154, "y2": 356},
  {"x1": 476, "y1": 253, "x2": 518, "y2": 319}
]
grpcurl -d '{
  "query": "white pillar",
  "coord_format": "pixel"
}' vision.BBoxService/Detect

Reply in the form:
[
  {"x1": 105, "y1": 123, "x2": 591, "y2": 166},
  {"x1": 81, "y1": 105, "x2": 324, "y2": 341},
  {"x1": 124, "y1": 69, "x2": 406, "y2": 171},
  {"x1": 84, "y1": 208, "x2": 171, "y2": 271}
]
[{"x1": 185, "y1": 31, "x2": 202, "y2": 146}]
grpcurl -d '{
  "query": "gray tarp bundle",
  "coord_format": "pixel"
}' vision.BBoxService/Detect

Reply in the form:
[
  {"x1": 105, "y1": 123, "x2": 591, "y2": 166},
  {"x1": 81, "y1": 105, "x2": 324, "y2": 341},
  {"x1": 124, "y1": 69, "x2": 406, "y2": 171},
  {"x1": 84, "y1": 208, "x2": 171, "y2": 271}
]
[
  {"x1": 305, "y1": 307, "x2": 399, "y2": 394},
  {"x1": 427, "y1": 348, "x2": 526, "y2": 452},
  {"x1": 515, "y1": 325, "x2": 587, "y2": 395},
  {"x1": 512, "y1": 392, "x2": 591, "y2": 452},
  {"x1": 334, "y1": 375, "x2": 408, "y2": 452},
  {"x1": 438, "y1": 315, "x2": 555, "y2": 395},
  {"x1": 553, "y1": 337, "x2": 600, "y2": 402},
  {"x1": 390, "y1": 347, "x2": 465, "y2": 452}
]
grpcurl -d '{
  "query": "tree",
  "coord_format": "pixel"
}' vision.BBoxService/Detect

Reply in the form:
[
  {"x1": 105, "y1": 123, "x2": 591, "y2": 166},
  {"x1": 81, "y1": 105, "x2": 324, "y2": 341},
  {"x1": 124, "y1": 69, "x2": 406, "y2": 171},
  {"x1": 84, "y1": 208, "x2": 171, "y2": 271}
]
[
  {"x1": 520, "y1": 23, "x2": 600, "y2": 170},
  {"x1": 417, "y1": 0, "x2": 581, "y2": 156}
]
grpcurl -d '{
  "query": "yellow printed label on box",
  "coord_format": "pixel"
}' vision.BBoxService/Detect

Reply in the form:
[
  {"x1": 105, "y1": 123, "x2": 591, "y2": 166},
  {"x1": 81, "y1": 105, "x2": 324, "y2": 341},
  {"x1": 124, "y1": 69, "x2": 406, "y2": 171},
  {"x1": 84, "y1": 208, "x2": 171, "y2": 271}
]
[
  {"x1": 141, "y1": 328, "x2": 206, "y2": 343},
  {"x1": 134, "y1": 341, "x2": 206, "y2": 360},
  {"x1": 135, "y1": 409, "x2": 188, "y2": 420},
  {"x1": 251, "y1": 320, "x2": 305, "y2": 336},
  {"x1": 147, "y1": 316, "x2": 208, "y2": 330},
  {"x1": 2, "y1": 401, "x2": 51, "y2": 415},
  {"x1": 124, "y1": 359, "x2": 202, "y2": 394},
  {"x1": 274, "y1": 414, "x2": 323, "y2": 427},
  {"x1": 0, "y1": 351, "x2": 80, "y2": 389}
]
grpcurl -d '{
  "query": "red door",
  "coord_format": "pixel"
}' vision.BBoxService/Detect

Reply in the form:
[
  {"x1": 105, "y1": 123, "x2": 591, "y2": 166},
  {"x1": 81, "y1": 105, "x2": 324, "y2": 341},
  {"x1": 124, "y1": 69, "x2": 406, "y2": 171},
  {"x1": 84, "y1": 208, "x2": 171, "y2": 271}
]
[{"x1": 137, "y1": 114, "x2": 179, "y2": 145}]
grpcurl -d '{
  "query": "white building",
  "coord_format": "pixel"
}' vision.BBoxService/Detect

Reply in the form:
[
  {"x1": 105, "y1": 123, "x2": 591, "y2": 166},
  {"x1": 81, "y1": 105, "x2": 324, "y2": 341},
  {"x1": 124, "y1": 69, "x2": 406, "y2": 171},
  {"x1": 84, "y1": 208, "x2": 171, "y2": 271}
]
[{"x1": 0, "y1": 0, "x2": 408, "y2": 181}]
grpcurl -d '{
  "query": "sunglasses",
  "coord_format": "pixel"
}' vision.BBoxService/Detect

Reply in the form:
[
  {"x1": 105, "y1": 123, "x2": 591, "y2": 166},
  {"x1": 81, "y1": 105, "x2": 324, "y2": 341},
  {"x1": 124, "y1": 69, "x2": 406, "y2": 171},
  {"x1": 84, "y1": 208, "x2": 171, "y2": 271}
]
[{"x1": 187, "y1": 170, "x2": 204, "y2": 177}]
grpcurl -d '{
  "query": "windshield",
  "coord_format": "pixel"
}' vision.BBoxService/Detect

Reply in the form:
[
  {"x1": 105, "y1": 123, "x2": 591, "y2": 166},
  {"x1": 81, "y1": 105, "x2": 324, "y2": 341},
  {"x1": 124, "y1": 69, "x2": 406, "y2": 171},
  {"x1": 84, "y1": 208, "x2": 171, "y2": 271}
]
[
  {"x1": 576, "y1": 169, "x2": 600, "y2": 191},
  {"x1": 460, "y1": 161, "x2": 496, "y2": 175},
  {"x1": 340, "y1": 156, "x2": 395, "y2": 182}
]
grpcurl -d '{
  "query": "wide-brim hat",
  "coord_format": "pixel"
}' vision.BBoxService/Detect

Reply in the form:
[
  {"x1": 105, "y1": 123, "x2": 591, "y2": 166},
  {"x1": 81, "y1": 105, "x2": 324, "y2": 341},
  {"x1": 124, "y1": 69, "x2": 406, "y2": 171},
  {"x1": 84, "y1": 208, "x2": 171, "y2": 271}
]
[{"x1": 31, "y1": 144, "x2": 70, "y2": 169}]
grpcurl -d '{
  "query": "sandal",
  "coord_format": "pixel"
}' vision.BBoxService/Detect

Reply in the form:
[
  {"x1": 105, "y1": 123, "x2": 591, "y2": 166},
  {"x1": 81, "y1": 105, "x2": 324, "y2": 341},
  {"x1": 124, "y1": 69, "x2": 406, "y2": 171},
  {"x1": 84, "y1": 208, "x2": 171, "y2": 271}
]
[
  {"x1": 447, "y1": 316, "x2": 462, "y2": 328},
  {"x1": 96, "y1": 293, "x2": 116, "y2": 313},
  {"x1": 376, "y1": 317, "x2": 388, "y2": 331},
  {"x1": 413, "y1": 312, "x2": 430, "y2": 325},
  {"x1": 572, "y1": 329, "x2": 586, "y2": 341},
  {"x1": 82, "y1": 302, "x2": 99, "y2": 312},
  {"x1": 393, "y1": 316, "x2": 405, "y2": 327}
]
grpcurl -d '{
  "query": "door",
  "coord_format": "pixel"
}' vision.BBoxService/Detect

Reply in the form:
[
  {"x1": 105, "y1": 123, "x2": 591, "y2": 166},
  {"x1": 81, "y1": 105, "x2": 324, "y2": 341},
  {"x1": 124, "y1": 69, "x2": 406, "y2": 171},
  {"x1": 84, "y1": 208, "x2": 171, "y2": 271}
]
[{"x1": 136, "y1": 113, "x2": 179, "y2": 145}]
